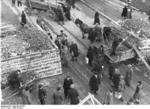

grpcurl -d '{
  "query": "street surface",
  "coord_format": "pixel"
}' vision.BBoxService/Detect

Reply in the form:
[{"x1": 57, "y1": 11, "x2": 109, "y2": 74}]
[{"x1": 1, "y1": 0, "x2": 150, "y2": 105}]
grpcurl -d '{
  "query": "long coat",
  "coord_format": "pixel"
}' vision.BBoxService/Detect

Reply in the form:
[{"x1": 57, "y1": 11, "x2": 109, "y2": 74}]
[
  {"x1": 68, "y1": 88, "x2": 79, "y2": 104},
  {"x1": 125, "y1": 70, "x2": 132, "y2": 87},
  {"x1": 89, "y1": 75, "x2": 99, "y2": 91},
  {"x1": 94, "y1": 12, "x2": 100, "y2": 24},
  {"x1": 38, "y1": 88, "x2": 46, "y2": 104},
  {"x1": 63, "y1": 78, "x2": 73, "y2": 90},
  {"x1": 121, "y1": 6, "x2": 128, "y2": 17},
  {"x1": 133, "y1": 84, "x2": 143, "y2": 100},
  {"x1": 21, "y1": 12, "x2": 27, "y2": 25},
  {"x1": 63, "y1": 78, "x2": 73, "y2": 98},
  {"x1": 70, "y1": 43, "x2": 79, "y2": 57},
  {"x1": 87, "y1": 47, "x2": 94, "y2": 64}
]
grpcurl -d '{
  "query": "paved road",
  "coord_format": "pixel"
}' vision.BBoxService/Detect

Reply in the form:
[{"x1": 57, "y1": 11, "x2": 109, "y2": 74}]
[
  {"x1": 1, "y1": 0, "x2": 20, "y2": 26},
  {"x1": 74, "y1": 0, "x2": 150, "y2": 104}
]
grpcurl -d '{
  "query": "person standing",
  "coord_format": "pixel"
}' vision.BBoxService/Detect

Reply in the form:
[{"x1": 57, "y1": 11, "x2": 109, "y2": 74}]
[
  {"x1": 121, "y1": 6, "x2": 128, "y2": 18},
  {"x1": 87, "y1": 46, "x2": 94, "y2": 67},
  {"x1": 133, "y1": 81, "x2": 143, "y2": 104},
  {"x1": 38, "y1": 84, "x2": 47, "y2": 104},
  {"x1": 65, "y1": 6, "x2": 71, "y2": 20},
  {"x1": 104, "y1": 89, "x2": 114, "y2": 105},
  {"x1": 70, "y1": 42, "x2": 79, "y2": 61},
  {"x1": 89, "y1": 73, "x2": 99, "y2": 95},
  {"x1": 125, "y1": 65, "x2": 133, "y2": 87},
  {"x1": 21, "y1": 11, "x2": 27, "y2": 27},
  {"x1": 63, "y1": 76, "x2": 73, "y2": 99},
  {"x1": 127, "y1": 5, "x2": 132, "y2": 19},
  {"x1": 53, "y1": 87, "x2": 63, "y2": 104},
  {"x1": 57, "y1": 5, "x2": 64, "y2": 24},
  {"x1": 68, "y1": 84, "x2": 80, "y2": 104},
  {"x1": 17, "y1": 0, "x2": 22, "y2": 7},
  {"x1": 110, "y1": 38, "x2": 122, "y2": 56},
  {"x1": 112, "y1": 68, "x2": 121, "y2": 91},
  {"x1": 94, "y1": 12, "x2": 100, "y2": 25}
]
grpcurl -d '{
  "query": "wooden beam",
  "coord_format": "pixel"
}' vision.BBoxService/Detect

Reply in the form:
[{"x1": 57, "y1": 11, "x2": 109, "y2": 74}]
[{"x1": 133, "y1": 45, "x2": 150, "y2": 73}]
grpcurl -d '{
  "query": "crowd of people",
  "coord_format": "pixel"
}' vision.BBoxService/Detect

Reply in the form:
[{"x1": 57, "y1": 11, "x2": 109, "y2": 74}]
[
  {"x1": 8, "y1": 0, "x2": 147, "y2": 105},
  {"x1": 37, "y1": 76, "x2": 80, "y2": 105}
]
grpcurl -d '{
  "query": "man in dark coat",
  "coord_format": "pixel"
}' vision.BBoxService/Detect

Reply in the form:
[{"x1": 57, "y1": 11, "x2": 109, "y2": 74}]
[
  {"x1": 89, "y1": 73, "x2": 99, "y2": 95},
  {"x1": 103, "y1": 27, "x2": 111, "y2": 43},
  {"x1": 70, "y1": 42, "x2": 79, "y2": 61},
  {"x1": 64, "y1": 6, "x2": 71, "y2": 20},
  {"x1": 94, "y1": 12, "x2": 100, "y2": 25},
  {"x1": 88, "y1": 28, "x2": 97, "y2": 43},
  {"x1": 97, "y1": 45, "x2": 104, "y2": 57},
  {"x1": 63, "y1": 76, "x2": 73, "y2": 99},
  {"x1": 38, "y1": 84, "x2": 47, "y2": 104},
  {"x1": 87, "y1": 46, "x2": 94, "y2": 67},
  {"x1": 68, "y1": 84, "x2": 80, "y2": 104},
  {"x1": 21, "y1": 11, "x2": 27, "y2": 27},
  {"x1": 121, "y1": 6, "x2": 128, "y2": 18},
  {"x1": 112, "y1": 69, "x2": 121, "y2": 91},
  {"x1": 110, "y1": 38, "x2": 122, "y2": 56}
]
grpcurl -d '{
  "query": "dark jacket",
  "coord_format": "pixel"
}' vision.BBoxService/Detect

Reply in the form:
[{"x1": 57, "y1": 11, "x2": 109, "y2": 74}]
[
  {"x1": 70, "y1": 43, "x2": 79, "y2": 57},
  {"x1": 68, "y1": 88, "x2": 79, "y2": 104},
  {"x1": 63, "y1": 78, "x2": 73, "y2": 90},
  {"x1": 38, "y1": 88, "x2": 46, "y2": 100},
  {"x1": 21, "y1": 12, "x2": 27, "y2": 25},
  {"x1": 89, "y1": 75, "x2": 99, "y2": 91},
  {"x1": 121, "y1": 6, "x2": 128, "y2": 17},
  {"x1": 94, "y1": 12, "x2": 100, "y2": 24},
  {"x1": 87, "y1": 47, "x2": 93, "y2": 60}
]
